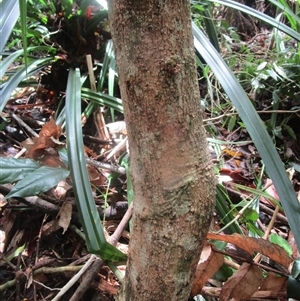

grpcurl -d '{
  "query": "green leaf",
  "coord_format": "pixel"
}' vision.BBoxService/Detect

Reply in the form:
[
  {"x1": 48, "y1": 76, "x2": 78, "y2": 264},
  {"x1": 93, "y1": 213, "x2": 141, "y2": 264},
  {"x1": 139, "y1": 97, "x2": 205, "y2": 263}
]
[
  {"x1": 243, "y1": 208, "x2": 259, "y2": 222},
  {"x1": 269, "y1": 233, "x2": 292, "y2": 256},
  {"x1": 291, "y1": 259, "x2": 300, "y2": 279},
  {"x1": 0, "y1": 57, "x2": 54, "y2": 112},
  {"x1": 0, "y1": 244, "x2": 25, "y2": 266},
  {"x1": 216, "y1": 184, "x2": 243, "y2": 234},
  {"x1": 268, "y1": 0, "x2": 300, "y2": 30},
  {"x1": 227, "y1": 114, "x2": 236, "y2": 131},
  {"x1": 201, "y1": 8, "x2": 220, "y2": 52},
  {"x1": 18, "y1": 0, "x2": 28, "y2": 69},
  {"x1": 273, "y1": 62, "x2": 288, "y2": 79},
  {"x1": 193, "y1": 23, "x2": 300, "y2": 252},
  {"x1": 81, "y1": 87, "x2": 123, "y2": 113},
  {"x1": 0, "y1": 46, "x2": 56, "y2": 78},
  {"x1": 66, "y1": 68, "x2": 126, "y2": 263},
  {"x1": 61, "y1": 0, "x2": 73, "y2": 18},
  {"x1": 5, "y1": 166, "x2": 69, "y2": 198},
  {"x1": 209, "y1": 0, "x2": 300, "y2": 41},
  {"x1": 287, "y1": 276, "x2": 300, "y2": 299},
  {"x1": 282, "y1": 124, "x2": 296, "y2": 140},
  {"x1": 0, "y1": 157, "x2": 40, "y2": 184},
  {"x1": 97, "y1": 40, "x2": 114, "y2": 92},
  {"x1": 257, "y1": 61, "x2": 268, "y2": 71},
  {"x1": 0, "y1": 0, "x2": 19, "y2": 52}
]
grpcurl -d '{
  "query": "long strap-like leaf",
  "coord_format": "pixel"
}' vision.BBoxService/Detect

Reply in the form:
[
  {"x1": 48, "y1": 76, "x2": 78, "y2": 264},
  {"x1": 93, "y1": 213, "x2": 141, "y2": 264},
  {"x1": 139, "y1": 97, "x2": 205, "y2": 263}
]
[
  {"x1": 66, "y1": 68, "x2": 127, "y2": 263},
  {"x1": 193, "y1": 23, "x2": 300, "y2": 251}
]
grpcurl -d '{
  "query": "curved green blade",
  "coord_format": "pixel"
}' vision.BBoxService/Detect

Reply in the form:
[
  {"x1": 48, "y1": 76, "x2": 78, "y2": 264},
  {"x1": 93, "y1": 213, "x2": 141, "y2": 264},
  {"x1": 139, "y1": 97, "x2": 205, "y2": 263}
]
[{"x1": 66, "y1": 68, "x2": 126, "y2": 262}]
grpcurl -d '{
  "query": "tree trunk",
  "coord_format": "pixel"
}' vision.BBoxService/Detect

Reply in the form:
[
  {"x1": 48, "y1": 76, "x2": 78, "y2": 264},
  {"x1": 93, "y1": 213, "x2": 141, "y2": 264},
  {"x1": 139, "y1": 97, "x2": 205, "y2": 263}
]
[{"x1": 108, "y1": 1, "x2": 216, "y2": 300}]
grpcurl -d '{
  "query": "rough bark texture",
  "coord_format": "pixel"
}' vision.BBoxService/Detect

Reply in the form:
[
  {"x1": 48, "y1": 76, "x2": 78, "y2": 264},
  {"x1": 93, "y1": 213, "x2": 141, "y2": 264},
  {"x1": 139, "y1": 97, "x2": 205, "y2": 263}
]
[{"x1": 108, "y1": 1, "x2": 216, "y2": 300}]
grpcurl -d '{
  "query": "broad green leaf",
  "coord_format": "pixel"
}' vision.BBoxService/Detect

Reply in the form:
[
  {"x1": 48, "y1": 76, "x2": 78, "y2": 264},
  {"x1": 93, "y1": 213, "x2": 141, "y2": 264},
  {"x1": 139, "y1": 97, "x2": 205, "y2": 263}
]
[
  {"x1": 227, "y1": 115, "x2": 236, "y2": 131},
  {"x1": 243, "y1": 208, "x2": 259, "y2": 222},
  {"x1": 282, "y1": 124, "x2": 296, "y2": 140},
  {"x1": 61, "y1": 0, "x2": 73, "y2": 18},
  {"x1": 0, "y1": 157, "x2": 40, "y2": 184},
  {"x1": 201, "y1": 7, "x2": 220, "y2": 52},
  {"x1": 192, "y1": 23, "x2": 300, "y2": 251},
  {"x1": 266, "y1": 69, "x2": 278, "y2": 81},
  {"x1": 5, "y1": 166, "x2": 69, "y2": 198},
  {"x1": 269, "y1": 233, "x2": 292, "y2": 256}
]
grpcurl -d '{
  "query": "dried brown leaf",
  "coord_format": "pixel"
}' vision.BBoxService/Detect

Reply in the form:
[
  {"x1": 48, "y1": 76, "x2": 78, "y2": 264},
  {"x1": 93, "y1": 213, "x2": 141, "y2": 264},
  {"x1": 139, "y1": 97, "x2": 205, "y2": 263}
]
[
  {"x1": 259, "y1": 272, "x2": 287, "y2": 291},
  {"x1": 207, "y1": 233, "x2": 292, "y2": 268},
  {"x1": 41, "y1": 219, "x2": 60, "y2": 237},
  {"x1": 40, "y1": 117, "x2": 61, "y2": 139},
  {"x1": 57, "y1": 202, "x2": 72, "y2": 234},
  {"x1": 191, "y1": 243, "x2": 224, "y2": 296},
  {"x1": 21, "y1": 118, "x2": 63, "y2": 163},
  {"x1": 220, "y1": 262, "x2": 262, "y2": 301}
]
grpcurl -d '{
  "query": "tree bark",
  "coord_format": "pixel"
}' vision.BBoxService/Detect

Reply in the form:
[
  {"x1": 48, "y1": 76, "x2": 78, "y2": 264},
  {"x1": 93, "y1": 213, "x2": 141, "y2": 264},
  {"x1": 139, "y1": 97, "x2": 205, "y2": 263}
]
[{"x1": 108, "y1": 1, "x2": 216, "y2": 300}]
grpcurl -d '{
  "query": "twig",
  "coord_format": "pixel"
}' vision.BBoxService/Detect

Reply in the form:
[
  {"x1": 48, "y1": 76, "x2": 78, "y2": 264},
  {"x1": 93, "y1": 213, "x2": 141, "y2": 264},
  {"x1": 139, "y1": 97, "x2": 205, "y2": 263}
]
[
  {"x1": 0, "y1": 184, "x2": 60, "y2": 214},
  {"x1": 11, "y1": 112, "x2": 39, "y2": 138},
  {"x1": 34, "y1": 214, "x2": 49, "y2": 301},
  {"x1": 259, "y1": 203, "x2": 287, "y2": 224},
  {"x1": 69, "y1": 257, "x2": 104, "y2": 301},
  {"x1": 203, "y1": 107, "x2": 300, "y2": 124},
  {"x1": 85, "y1": 157, "x2": 126, "y2": 174},
  {"x1": 86, "y1": 54, "x2": 110, "y2": 139},
  {"x1": 212, "y1": 248, "x2": 288, "y2": 277},
  {"x1": 109, "y1": 202, "x2": 133, "y2": 246},
  {"x1": 254, "y1": 206, "x2": 280, "y2": 264},
  {"x1": 51, "y1": 255, "x2": 97, "y2": 301},
  {"x1": 105, "y1": 137, "x2": 128, "y2": 161},
  {"x1": 200, "y1": 286, "x2": 287, "y2": 299}
]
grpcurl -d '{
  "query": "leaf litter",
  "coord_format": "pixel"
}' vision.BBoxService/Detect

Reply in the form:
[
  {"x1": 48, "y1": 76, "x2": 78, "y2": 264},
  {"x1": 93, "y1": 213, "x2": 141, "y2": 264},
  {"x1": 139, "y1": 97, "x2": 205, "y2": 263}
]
[{"x1": 1, "y1": 87, "x2": 299, "y2": 300}]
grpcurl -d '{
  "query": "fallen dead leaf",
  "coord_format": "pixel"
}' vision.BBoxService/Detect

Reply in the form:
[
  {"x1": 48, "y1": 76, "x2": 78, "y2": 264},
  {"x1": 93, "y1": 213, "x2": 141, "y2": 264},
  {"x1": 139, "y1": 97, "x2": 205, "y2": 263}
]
[
  {"x1": 220, "y1": 262, "x2": 263, "y2": 301},
  {"x1": 39, "y1": 117, "x2": 61, "y2": 139},
  {"x1": 191, "y1": 243, "x2": 224, "y2": 296},
  {"x1": 57, "y1": 201, "x2": 72, "y2": 234},
  {"x1": 207, "y1": 233, "x2": 292, "y2": 269},
  {"x1": 259, "y1": 271, "x2": 287, "y2": 291}
]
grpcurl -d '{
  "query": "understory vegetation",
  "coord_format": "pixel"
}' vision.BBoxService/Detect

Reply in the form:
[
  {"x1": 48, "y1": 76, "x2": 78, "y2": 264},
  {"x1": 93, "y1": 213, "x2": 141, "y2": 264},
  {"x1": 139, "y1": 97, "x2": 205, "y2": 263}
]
[{"x1": 0, "y1": 0, "x2": 300, "y2": 300}]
